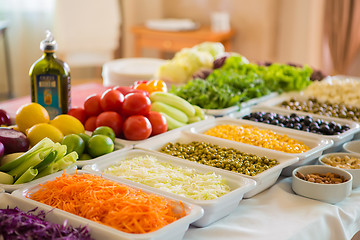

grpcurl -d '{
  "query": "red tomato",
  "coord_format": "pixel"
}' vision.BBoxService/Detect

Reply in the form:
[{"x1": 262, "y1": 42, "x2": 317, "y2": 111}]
[
  {"x1": 122, "y1": 115, "x2": 152, "y2": 140},
  {"x1": 84, "y1": 116, "x2": 98, "y2": 131},
  {"x1": 84, "y1": 94, "x2": 103, "y2": 116},
  {"x1": 96, "y1": 111, "x2": 123, "y2": 137},
  {"x1": 146, "y1": 111, "x2": 167, "y2": 136},
  {"x1": 100, "y1": 89, "x2": 124, "y2": 112},
  {"x1": 67, "y1": 107, "x2": 87, "y2": 124},
  {"x1": 122, "y1": 93, "x2": 151, "y2": 116},
  {"x1": 113, "y1": 86, "x2": 150, "y2": 97}
]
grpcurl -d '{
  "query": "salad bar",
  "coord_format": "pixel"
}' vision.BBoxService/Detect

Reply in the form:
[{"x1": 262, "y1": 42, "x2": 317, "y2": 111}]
[{"x1": 1, "y1": 42, "x2": 360, "y2": 239}]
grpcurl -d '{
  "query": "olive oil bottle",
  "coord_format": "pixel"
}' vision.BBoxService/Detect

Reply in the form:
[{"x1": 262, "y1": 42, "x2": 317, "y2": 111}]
[{"x1": 29, "y1": 30, "x2": 71, "y2": 119}]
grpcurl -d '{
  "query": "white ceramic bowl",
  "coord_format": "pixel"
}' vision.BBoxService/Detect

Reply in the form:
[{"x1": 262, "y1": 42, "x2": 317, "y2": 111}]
[
  {"x1": 343, "y1": 140, "x2": 360, "y2": 155},
  {"x1": 292, "y1": 165, "x2": 352, "y2": 204},
  {"x1": 319, "y1": 152, "x2": 360, "y2": 189},
  {"x1": 102, "y1": 58, "x2": 166, "y2": 87}
]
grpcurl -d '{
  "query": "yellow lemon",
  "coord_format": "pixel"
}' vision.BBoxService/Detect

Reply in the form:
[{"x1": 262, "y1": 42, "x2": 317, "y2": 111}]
[
  {"x1": 49, "y1": 114, "x2": 85, "y2": 136},
  {"x1": 27, "y1": 123, "x2": 64, "y2": 147},
  {"x1": 15, "y1": 103, "x2": 50, "y2": 133}
]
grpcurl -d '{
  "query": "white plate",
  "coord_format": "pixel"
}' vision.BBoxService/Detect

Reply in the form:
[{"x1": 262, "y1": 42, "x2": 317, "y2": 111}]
[
  {"x1": 229, "y1": 105, "x2": 360, "y2": 153},
  {"x1": 135, "y1": 130, "x2": 299, "y2": 198},
  {"x1": 204, "y1": 92, "x2": 278, "y2": 117},
  {"x1": 82, "y1": 149, "x2": 256, "y2": 227},
  {"x1": 184, "y1": 117, "x2": 334, "y2": 176},
  {"x1": 12, "y1": 170, "x2": 204, "y2": 240},
  {"x1": 145, "y1": 19, "x2": 199, "y2": 31}
]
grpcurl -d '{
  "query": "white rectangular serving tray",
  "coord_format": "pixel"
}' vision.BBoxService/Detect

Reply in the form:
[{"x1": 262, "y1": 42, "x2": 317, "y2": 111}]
[
  {"x1": 204, "y1": 92, "x2": 278, "y2": 117},
  {"x1": 257, "y1": 92, "x2": 360, "y2": 140},
  {"x1": 82, "y1": 149, "x2": 256, "y2": 227},
  {"x1": 229, "y1": 105, "x2": 360, "y2": 153},
  {"x1": 134, "y1": 131, "x2": 299, "y2": 198},
  {"x1": 183, "y1": 117, "x2": 334, "y2": 176},
  {"x1": 11, "y1": 170, "x2": 203, "y2": 240}
]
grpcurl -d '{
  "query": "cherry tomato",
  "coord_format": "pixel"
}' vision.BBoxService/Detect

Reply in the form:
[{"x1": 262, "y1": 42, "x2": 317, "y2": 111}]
[
  {"x1": 146, "y1": 111, "x2": 167, "y2": 136},
  {"x1": 100, "y1": 89, "x2": 124, "y2": 112},
  {"x1": 113, "y1": 86, "x2": 150, "y2": 97},
  {"x1": 96, "y1": 111, "x2": 123, "y2": 137},
  {"x1": 67, "y1": 107, "x2": 87, "y2": 124},
  {"x1": 122, "y1": 93, "x2": 151, "y2": 117},
  {"x1": 84, "y1": 116, "x2": 98, "y2": 131},
  {"x1": 122, "y1": 115, "x2": 152, "y2": 140},
  {"x1": 84, "y1": 94, "x2": 103, "y2": 116}
]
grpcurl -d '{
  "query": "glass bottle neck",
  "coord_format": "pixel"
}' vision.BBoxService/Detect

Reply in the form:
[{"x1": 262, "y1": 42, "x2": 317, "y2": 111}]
[{"x1": 43, "y1": 51, "x2": 56, "y2": 58}]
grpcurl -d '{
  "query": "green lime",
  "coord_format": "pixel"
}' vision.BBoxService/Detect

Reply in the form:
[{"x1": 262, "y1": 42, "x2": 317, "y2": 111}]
[
  {"x1": 78, "y1": 133, "x2": 91, "y2": 147},
  {"x1": 87, "y1": 135, "x2": 114, "y2": 158},
  {"x1": 61, "y1": 134, "x2": 85, "y2": 156},
  {"x1": 79, "y1": 153, "x2": 92, "y2": 160},
  {"x1": 92, "y1": 126, "x2": 115, "y2": 142}
]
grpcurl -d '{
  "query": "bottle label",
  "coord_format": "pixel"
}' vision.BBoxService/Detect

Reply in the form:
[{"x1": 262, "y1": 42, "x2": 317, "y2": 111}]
[{"x1": 34, "y1": 74, "x2": 61, "y2": 119}]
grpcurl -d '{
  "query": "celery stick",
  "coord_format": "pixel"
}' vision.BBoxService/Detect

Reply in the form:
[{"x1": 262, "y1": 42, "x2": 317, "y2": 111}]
[
  {"x1": 53, "y1": 143, "x2": 67, "y2": 162},
  {"x1": 0, "y1": 137, "x2": 54, "y2": 172},
  {"x1": 7, "y1": 147, "x2": 52, "y2": 180},
  {"x1": 0, "y1": 171, "x2": 14, "y2": 184},
  {"x1": 14, "y1": 167, "x2": 38, "y2": 184},
  {"x1": 34, "y1": 150, "x2": 57, "y2": 172},
  {"x1": 36, "y1": 151, "x2": 78, "y2": 179}
]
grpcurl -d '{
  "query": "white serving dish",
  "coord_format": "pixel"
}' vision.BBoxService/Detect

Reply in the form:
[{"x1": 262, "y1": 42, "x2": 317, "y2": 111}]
[
  {"x1": 102, "y1": 58, "x2": 166, "y2": 87},
  {"x1": 0, "y1": 166, "x2": 77, "y2": 193},
  {"x1": 204, "y1": 92, "x2": 278, "y2": 117},
  {"x1": 135, "y1": 130, "x2": 299, "y2": 198},
  {"x1": 319, "y1": 152, "x2": 360, "y2": 189},
  {"x1": 76, "y1": 134, "x2": 133, "y2": 168},
  {"x1": 343, "y1": 140, "x2": 360, "y2": 155},
  {"x1": 185, "y1": 117, "x2": 334, "y2": 177},
  {"x1": 292, "y1": 165, "x2": 352, "y2": 204},
  {"x1": 258, "y1": 92, "x2": 360, "y2": 140},
  {"x1": 229, "y1": 105, "x2": 360, "y2": 153},
  {"x1": 12, "y1": 170, "x2": 203, "y2": 240},
  {"x1": 82, "y1": 149, "x2": 256, "y2": 227},
  {"x1": 0, "y1": 187, "x2": 4, "y2": 193}
]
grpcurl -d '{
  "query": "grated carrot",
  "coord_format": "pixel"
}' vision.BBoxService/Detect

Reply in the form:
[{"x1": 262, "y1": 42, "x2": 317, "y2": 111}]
[{"x1": 27, "y1": 172, "x2": 186, "y2": 234}]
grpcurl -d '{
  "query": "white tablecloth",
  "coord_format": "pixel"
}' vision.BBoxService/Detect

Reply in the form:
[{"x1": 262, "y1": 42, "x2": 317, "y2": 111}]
[{"x1": 184, "y1": 176, "x2": 360, "y2": 240}]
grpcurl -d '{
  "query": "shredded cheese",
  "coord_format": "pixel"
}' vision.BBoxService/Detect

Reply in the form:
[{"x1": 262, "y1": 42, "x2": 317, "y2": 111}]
[{"x1": 104, "y1": 155, "x2": 231, "y2": 200}]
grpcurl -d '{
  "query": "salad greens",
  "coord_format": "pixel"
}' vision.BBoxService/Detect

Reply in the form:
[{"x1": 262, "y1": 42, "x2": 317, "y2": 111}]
[
  {"x1": 0, "y1": 207, "x2": 93, "y2": 239},
  {"x1": 170, "y1": 55, "x2": 313, "y2": 109}
]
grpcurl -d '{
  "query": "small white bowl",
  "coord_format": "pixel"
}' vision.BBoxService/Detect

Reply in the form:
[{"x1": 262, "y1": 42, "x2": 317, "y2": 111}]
[
  {"x1": 292, "y1": 165, "x2": 352, "y2": 204},
  {"x1": 343, "y1": 140, "x2": 360, "y2": 155},
  {"x1": 319, "y1": 152, "x2": 360, "y2": 189}
]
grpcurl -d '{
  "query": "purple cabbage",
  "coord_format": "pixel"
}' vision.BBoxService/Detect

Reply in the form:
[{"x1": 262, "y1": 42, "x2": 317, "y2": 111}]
[{"x1": 0, "y1": 207, "x2": 93, "y2": 240}]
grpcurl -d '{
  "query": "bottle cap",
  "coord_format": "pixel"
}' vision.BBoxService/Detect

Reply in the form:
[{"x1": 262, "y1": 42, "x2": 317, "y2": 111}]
[{"x1": 40, "y1": 30, "x2": 58, "y2": 52}]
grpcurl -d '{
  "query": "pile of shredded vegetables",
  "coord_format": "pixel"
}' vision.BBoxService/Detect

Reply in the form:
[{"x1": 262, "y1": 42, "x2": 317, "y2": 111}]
[
  {"x1": 0, "y1": 207, "x2": 93, "y2": 240},
  {"x1": 104, "y1": 155, "x2": 231, "y2": 200},
  {"x1": 27, "y1": 172, "x2": 186, "y2": 234}
]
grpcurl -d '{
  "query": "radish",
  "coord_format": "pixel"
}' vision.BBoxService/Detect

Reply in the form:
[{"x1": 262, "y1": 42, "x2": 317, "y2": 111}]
[{"x1": 0, "y1": 128, "x2": 29, "y2": 154}]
